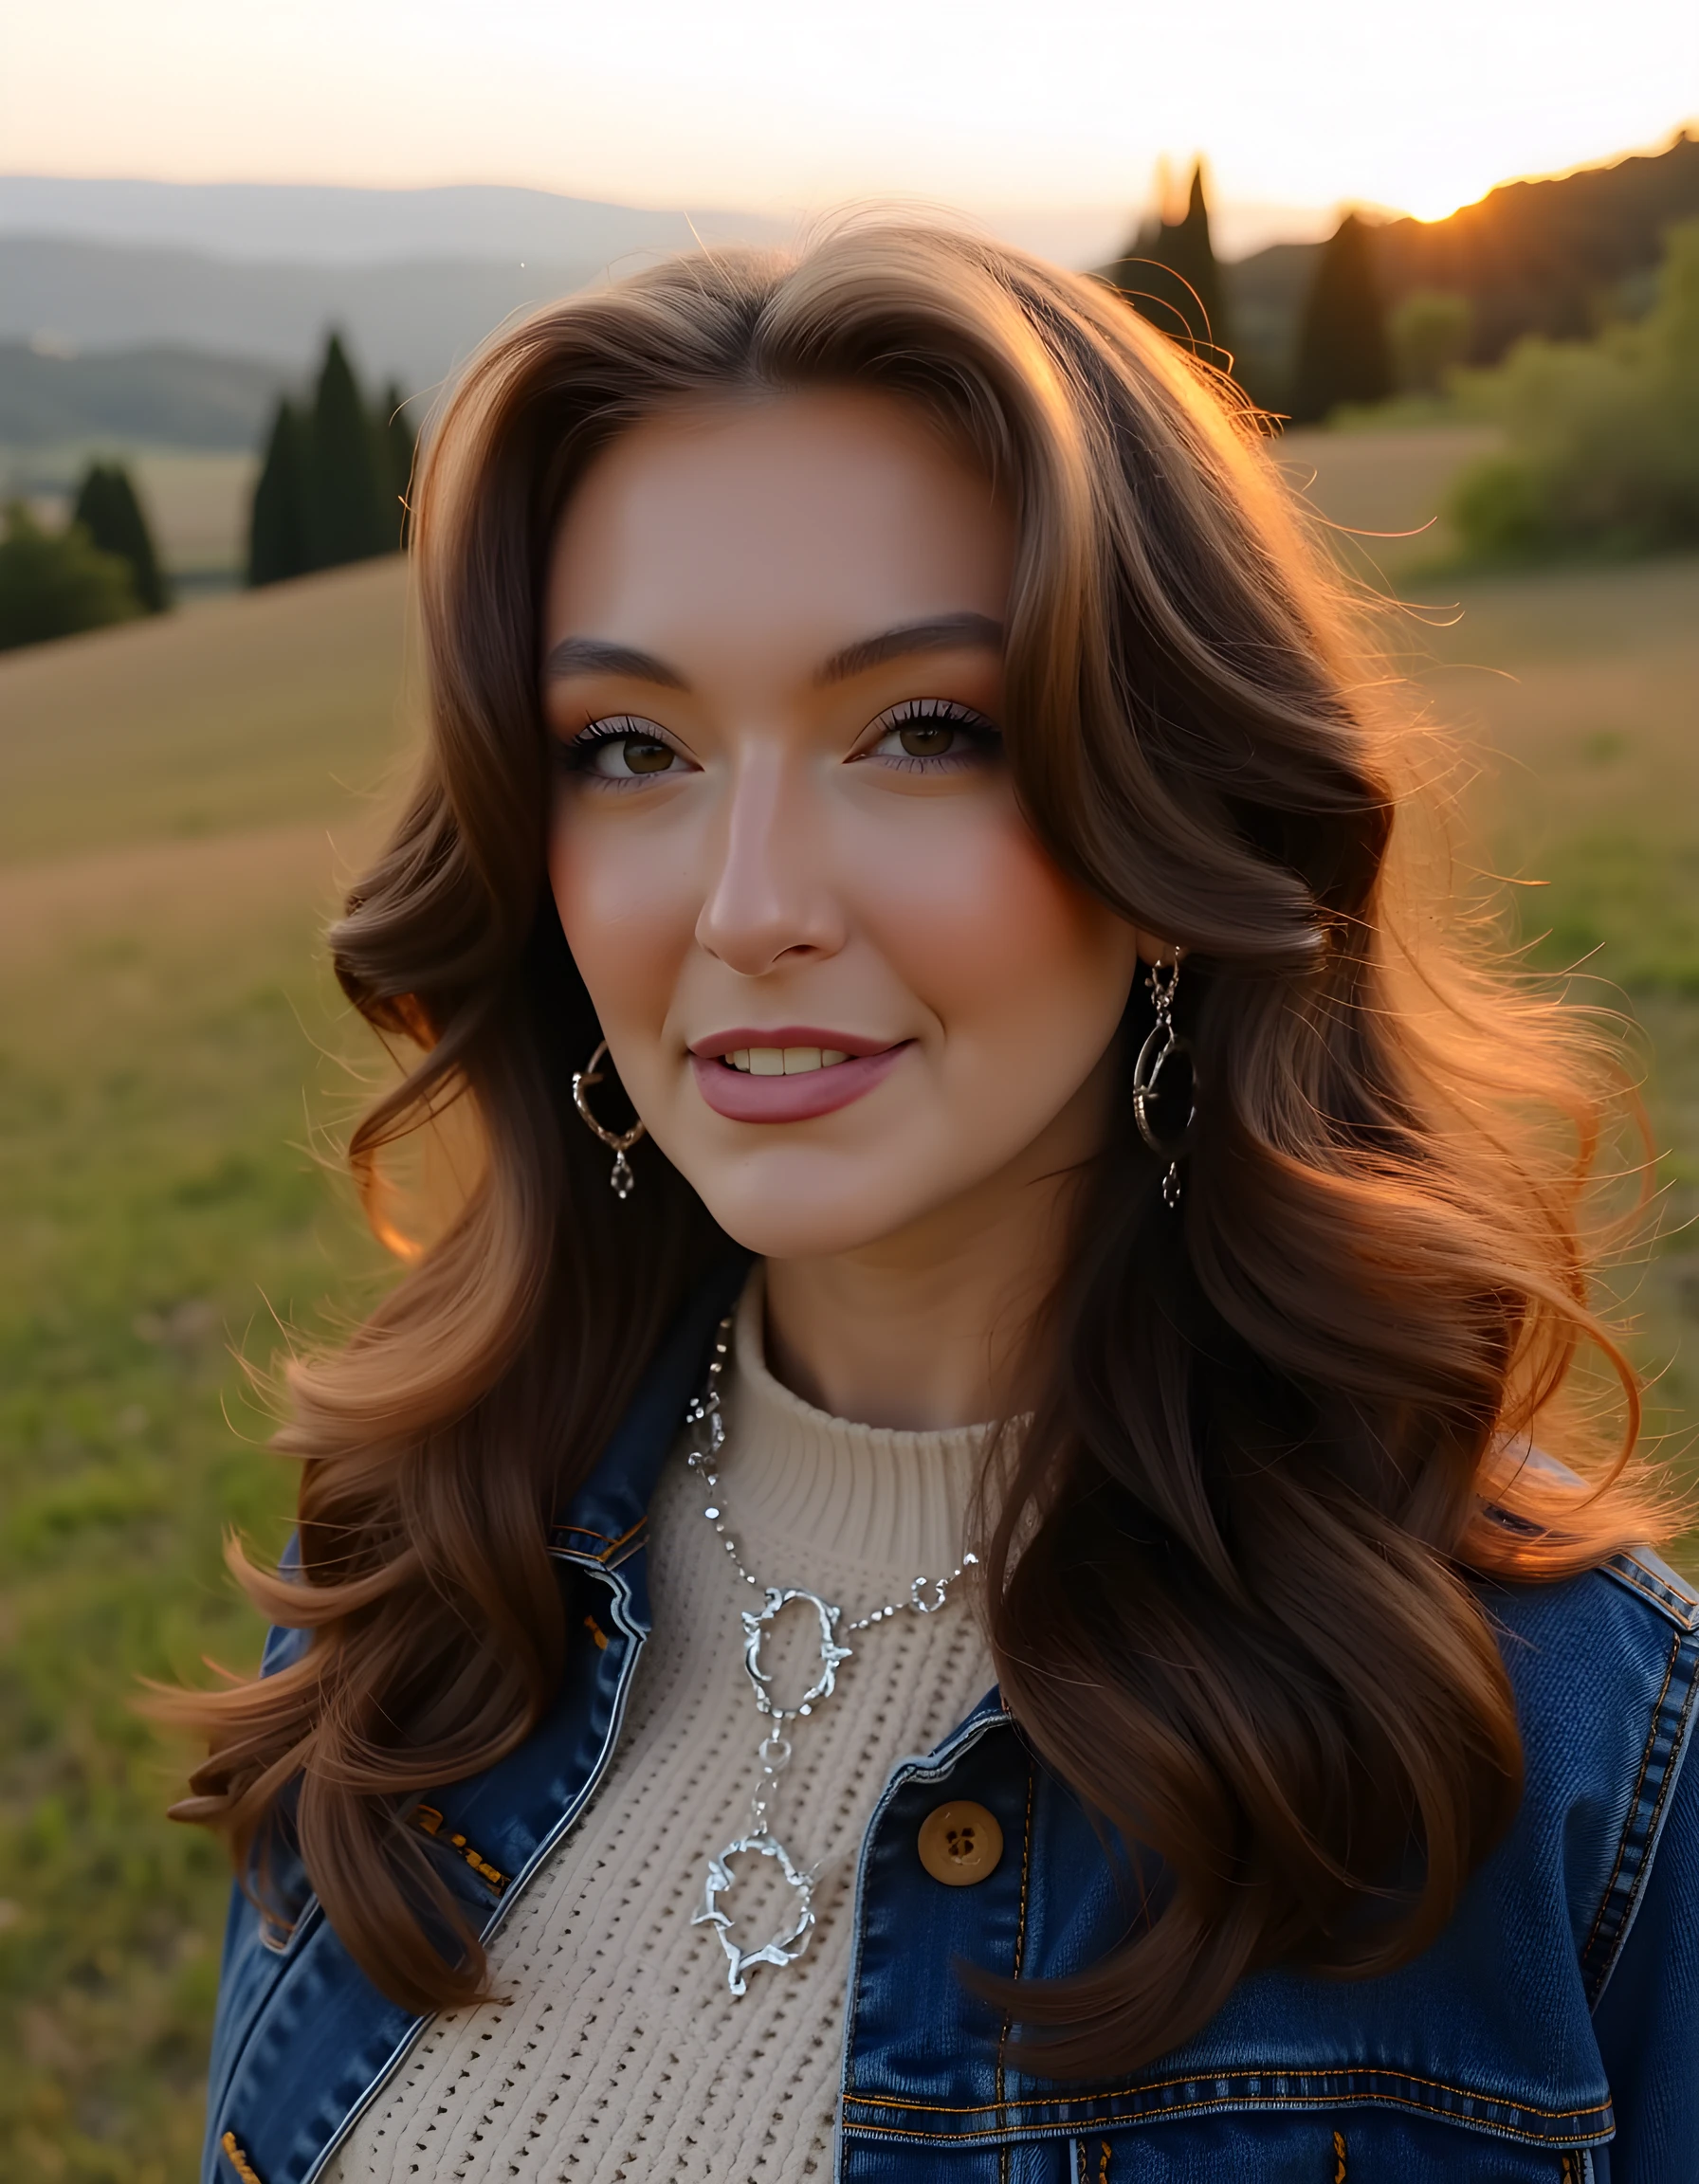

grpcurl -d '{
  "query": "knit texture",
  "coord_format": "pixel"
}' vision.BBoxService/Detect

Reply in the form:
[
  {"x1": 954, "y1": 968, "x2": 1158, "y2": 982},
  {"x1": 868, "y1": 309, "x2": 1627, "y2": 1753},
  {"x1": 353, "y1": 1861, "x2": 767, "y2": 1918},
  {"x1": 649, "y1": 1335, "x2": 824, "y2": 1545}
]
[{"x1": 326, "y1": 1274, "x2": 996, "y2": 2181}]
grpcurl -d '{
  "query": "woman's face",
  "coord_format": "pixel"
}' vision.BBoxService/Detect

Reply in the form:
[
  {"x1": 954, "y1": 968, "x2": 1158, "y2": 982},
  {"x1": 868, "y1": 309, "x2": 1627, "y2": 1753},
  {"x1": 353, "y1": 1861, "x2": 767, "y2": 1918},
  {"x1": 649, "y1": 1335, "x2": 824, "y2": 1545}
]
[{"x1": 544, "y1": 387, "x2": 1143, "y2": 1262}]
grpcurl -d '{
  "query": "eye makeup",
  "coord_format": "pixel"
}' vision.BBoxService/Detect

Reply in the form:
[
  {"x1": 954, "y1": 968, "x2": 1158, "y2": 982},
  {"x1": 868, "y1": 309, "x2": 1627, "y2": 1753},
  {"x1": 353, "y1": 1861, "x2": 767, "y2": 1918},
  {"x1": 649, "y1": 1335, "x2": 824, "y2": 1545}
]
[
  {"x1": 855, "y1": 696, "x2": 1002, "y2": 772},
  {"x1": 554, "y1": 695, "x2": 1003, "y2": 791}
]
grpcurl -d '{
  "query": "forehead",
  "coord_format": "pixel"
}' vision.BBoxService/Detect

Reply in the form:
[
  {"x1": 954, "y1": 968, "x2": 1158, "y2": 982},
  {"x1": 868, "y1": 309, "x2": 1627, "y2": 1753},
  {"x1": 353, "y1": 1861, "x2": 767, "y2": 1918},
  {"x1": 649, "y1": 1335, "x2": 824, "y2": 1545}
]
[{"x1": 543, "y1": 387, "x2": 1014, "y2": 666}]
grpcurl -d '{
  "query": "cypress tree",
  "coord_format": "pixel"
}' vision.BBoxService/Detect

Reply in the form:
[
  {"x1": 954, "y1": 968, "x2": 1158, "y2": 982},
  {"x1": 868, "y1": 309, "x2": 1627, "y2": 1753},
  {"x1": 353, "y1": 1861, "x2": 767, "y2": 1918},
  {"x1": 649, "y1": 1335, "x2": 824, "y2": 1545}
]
[
  {"x1": 1290, "y1": 213, "x2": 1394, "y2": 424},
  {"x1": 304, "y1": 334, "x2": 390, "y2": 571},
  {"x1": 1160, "y1": 163, "x2": 1231, "y2": 356},
  {"x1": 1104, "y1": 159, "x2": 1232, "y2": 361},
  {"x1": 72, "y1": 462, "x2": 170, "y2": 612},
  {"x1": 248, "y1": 399, "x2": 310, "y2": 587},
  {"x1": 378, "y1": 382, "x2": 417, "y2": 551}
]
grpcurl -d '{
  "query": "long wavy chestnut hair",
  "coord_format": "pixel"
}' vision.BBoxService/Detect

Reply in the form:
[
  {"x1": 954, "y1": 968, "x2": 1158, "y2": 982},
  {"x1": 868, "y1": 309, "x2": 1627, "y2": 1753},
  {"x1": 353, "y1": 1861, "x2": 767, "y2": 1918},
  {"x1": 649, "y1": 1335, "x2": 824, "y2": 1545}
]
[{"x1": 163, "y1": 223, "x2": 1665, "y2": 2073}]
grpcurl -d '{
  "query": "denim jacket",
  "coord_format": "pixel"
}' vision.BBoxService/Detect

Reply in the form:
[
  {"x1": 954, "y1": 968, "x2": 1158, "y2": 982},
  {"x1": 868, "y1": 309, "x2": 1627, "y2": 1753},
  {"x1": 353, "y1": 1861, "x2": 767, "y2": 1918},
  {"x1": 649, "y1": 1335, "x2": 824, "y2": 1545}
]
[{"x1": 203, "y1": 1271, "x2": 1699, "y2": 2184}]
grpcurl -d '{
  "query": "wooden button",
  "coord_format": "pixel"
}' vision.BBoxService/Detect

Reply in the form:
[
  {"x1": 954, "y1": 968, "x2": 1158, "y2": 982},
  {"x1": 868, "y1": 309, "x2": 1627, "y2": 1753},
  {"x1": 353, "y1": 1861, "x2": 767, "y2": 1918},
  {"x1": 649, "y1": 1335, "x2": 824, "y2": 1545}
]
[{"x1": 917, "y1": 1799, "x2": 1003, "y2": 1885}]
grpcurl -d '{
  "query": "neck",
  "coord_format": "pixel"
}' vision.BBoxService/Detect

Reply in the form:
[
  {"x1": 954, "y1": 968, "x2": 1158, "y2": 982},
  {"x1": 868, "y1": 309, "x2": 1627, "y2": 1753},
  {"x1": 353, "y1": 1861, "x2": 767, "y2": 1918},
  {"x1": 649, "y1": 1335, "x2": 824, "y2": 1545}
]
[{"x1": 759, "y1": 1054, "x2": 1110, "y2": 1429}]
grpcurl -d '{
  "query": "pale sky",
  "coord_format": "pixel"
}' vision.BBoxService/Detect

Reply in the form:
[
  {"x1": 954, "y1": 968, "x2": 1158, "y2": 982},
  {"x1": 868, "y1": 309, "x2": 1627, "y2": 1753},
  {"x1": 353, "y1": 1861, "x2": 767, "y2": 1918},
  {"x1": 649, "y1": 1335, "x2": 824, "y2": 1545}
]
[{"x1": 4, "y1": 0, "x2": 1696, "y2": 251}]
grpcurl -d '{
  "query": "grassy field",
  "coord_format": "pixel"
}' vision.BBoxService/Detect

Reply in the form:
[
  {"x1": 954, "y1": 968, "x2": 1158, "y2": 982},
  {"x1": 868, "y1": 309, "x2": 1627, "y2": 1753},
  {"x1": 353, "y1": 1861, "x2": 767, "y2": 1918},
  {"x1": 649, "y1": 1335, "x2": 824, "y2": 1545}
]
[
  {"x1": 1276, "y1": 421, "x2": 1504, "y2": 576},
  {"x1": 1, "y1": 438, "x2": 1697, "y2": 2178},
  {"x1": 6, "y1": 447, "x2": 258, "y2": 588},
  {"x1": 0, "y1": 562, "x2": 409, "y2": 2180},
  {"x1": 124, "y1": 452, "x2": 258, "y2": 586}
]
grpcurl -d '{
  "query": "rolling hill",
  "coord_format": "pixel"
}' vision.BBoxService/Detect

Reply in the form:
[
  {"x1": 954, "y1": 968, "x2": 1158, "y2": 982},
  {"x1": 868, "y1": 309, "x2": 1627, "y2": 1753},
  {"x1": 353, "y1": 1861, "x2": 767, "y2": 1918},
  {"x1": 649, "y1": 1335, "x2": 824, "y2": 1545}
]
[
  {"x1": 0, "y1": 340, "x2": 289, "y2": 451},
  {"x1": 1226, "y1": 128, "x2": 1699, "y2": 399}
]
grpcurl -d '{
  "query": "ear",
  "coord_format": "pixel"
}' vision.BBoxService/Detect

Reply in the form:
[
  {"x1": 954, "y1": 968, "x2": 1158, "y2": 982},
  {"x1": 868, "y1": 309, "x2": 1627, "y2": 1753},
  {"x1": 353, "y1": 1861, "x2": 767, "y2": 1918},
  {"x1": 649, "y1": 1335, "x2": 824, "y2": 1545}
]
[{"x1": 1133, "y1": 930, "x2": 1183, "y2": 970}]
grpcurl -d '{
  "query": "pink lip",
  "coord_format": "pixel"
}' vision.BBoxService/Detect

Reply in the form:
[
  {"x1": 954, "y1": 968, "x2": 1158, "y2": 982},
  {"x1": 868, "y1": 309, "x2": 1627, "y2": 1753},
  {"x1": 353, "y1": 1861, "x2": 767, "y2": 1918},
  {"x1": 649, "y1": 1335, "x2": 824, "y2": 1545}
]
[{"x1": 687, "y1": 1028, "x2": 909, "y2": 1123}]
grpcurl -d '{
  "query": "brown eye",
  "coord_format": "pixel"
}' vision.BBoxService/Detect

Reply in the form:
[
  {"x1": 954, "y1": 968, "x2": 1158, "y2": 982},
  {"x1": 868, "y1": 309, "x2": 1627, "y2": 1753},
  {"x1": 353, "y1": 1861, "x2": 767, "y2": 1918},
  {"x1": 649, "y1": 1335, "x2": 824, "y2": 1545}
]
[
  {"x1": 567, "y1": 720, "x2": 688, "y2": 779},
  {"x1": 622, "y1": 737, "x2": 675, "y2": 774},
  {"x1": 863, "y1": 699, "x2": 1000, "y2": 771}
]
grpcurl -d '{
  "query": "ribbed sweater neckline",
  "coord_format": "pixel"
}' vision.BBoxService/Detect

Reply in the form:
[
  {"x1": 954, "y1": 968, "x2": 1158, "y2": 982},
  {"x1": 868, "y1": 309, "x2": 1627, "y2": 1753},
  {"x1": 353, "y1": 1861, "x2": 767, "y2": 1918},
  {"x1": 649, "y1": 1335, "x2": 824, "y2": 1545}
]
[{"x1": 713, "y1": 1269, "x2": 994, "y2": 1592}]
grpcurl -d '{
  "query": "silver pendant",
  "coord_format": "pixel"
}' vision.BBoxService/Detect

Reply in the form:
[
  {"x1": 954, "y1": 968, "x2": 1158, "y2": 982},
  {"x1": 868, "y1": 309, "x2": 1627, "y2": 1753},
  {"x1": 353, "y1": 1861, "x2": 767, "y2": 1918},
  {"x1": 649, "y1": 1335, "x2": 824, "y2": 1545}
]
[
  {"x1": 692, "y1": 1828, "x2": 816, "y2": 1995},
  {"x1": 682, "y1": 1313, "x2": 976, "y2": 1996},
  {"x1": 740, "y1": 1587, "x2": 852, "y2": 1719}
]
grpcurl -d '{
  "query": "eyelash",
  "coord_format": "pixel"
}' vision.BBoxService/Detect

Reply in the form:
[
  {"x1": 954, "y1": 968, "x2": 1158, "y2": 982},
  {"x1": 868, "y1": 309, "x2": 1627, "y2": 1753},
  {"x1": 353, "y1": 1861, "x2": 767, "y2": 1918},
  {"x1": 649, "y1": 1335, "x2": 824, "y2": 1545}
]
[
  {"x1": 557, "y1": 715, "x2": 665, "y2": 757},
  {"x1": 861, "y1": 697, "x2": 1001, "y2": 771},
  {"x1": 555, "y1": 697, "x2": 1003, "y2": 785},
  {"x1": 553, "y1": 716, "x2": 678, "y2": 787}
]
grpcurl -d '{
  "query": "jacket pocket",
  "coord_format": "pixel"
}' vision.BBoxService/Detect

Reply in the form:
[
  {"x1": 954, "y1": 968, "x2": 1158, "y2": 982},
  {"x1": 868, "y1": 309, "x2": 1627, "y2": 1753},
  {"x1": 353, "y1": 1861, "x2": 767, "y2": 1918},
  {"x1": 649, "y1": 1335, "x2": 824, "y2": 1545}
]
[{"x1": 1072, "y1": 2112, "x2": 1602, "y2": 2180}]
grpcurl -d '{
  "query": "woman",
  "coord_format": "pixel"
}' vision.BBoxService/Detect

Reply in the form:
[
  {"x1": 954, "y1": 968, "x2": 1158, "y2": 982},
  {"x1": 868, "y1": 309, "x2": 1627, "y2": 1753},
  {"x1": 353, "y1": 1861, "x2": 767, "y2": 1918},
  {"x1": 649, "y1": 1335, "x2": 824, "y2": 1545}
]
[{"x1": 174, "y1": 226, "x2": 1698, "y2": 2184}]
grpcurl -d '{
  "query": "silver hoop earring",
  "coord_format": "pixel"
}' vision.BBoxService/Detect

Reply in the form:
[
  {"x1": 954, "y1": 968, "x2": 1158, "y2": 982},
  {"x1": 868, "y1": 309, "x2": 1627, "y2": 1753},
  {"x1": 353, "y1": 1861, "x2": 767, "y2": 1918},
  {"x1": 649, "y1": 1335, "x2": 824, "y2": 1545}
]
[
  {"x1": 572, "y1": 1039, "x2": 647, "y2": 1200},
  {"x1": 1131, "y1": 957, "x2": 1197, "y2": 1210}
]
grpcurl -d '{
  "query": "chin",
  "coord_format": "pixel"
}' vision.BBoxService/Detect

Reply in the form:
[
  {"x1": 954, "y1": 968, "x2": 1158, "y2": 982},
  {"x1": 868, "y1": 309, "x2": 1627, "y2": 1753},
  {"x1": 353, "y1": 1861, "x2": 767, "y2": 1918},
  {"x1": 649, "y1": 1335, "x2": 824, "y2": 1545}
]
[
  {"x1": 697, "y1": 1192, "x2": 914, "y2": 1264},
  {"x1": 679, "y1": 1151, "x2": 943, "y2": 1263}
]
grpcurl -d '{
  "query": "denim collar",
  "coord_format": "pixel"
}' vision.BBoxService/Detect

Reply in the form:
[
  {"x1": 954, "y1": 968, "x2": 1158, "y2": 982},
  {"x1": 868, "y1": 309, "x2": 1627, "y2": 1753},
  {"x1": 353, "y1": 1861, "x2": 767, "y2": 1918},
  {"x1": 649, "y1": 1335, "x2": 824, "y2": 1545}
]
[{"x1": 545, "y1": 1253, "x2": 751, "y2": 1615}]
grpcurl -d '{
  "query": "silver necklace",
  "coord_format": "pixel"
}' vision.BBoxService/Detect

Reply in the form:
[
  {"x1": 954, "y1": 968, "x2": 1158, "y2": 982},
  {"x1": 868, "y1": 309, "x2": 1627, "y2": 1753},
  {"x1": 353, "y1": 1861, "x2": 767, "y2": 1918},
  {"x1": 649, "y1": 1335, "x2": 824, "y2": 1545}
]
[{"x1": 684, "y1": 1311, "x2": 977, "y2": 1995}]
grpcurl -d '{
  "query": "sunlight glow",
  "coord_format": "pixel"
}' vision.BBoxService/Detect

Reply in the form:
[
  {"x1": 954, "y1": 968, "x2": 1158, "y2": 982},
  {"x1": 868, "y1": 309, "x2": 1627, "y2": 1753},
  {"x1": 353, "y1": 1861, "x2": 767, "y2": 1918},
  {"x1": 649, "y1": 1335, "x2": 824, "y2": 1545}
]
[{"x1": 1, "y1": 0, "x2": 1694, "y2": 245}]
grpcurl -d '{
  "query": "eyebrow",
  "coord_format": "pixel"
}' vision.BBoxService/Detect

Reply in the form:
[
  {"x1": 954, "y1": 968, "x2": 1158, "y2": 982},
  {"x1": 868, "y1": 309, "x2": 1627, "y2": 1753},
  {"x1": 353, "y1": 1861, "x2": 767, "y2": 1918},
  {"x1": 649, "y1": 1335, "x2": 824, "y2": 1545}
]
[
  {"x1": 542, "y1": 636, "x2": 689, "y2": 686},
  {"x1": 543, "y1": 612, "x2": 1004, "y2": 692},
  {"x1": 815, "y1": 612, "x2": 1004, "y2": 686}
]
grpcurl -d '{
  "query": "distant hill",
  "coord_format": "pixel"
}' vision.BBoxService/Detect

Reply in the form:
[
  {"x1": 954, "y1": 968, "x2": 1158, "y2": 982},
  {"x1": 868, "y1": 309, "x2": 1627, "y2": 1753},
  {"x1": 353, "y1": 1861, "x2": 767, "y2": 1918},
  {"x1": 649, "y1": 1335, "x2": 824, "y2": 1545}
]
[
  {"x1": 0, "y1": 179, "x2": 795, "y2": 402},
  {"x1": 0, "y1": 341, "x2": 289, "y2": 451},
  {"x1": 1377, "y1": 131, "x2": 1699, "y2": 353},
  {"x1": 0, "y1": 235, "x2": 628, "y2": 392},
  {"x1": 0, "y1": 177, "x2": 789, "y2": 267},
  {"x1": 1225, "y1": 130, "x2": 1699, "y2": 403}
]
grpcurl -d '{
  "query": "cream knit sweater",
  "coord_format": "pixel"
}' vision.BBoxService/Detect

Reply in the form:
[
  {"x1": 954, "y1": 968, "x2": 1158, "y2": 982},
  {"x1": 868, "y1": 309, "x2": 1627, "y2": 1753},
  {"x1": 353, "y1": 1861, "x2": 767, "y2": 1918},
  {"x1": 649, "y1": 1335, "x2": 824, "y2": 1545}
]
[{"x1": 327, "y1": 1277, "x2": 996, "y2": 2182}]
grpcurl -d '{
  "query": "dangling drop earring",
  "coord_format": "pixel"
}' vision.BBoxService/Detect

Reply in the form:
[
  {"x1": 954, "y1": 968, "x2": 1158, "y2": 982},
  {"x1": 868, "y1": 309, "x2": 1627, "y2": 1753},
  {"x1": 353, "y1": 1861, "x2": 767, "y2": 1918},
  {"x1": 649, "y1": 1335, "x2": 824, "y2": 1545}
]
[
  {"x1": 572, "y1": 1039, "x2": 647, "y2": 1200},
  {"x1": 1131, "y1": 956, "x2": 1197, "y2": 1209}
]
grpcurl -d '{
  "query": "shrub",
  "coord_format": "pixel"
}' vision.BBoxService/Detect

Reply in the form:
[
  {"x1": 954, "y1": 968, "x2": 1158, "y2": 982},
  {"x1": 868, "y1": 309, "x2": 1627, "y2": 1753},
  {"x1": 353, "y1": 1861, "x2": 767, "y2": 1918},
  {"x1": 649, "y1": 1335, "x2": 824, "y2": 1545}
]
[
  {"x1": 0, "y1": 503, "x2": 140, "y2": 652},
  {"x1": 1448, "y1": 218, "x2": 1699, "y2": 561}
]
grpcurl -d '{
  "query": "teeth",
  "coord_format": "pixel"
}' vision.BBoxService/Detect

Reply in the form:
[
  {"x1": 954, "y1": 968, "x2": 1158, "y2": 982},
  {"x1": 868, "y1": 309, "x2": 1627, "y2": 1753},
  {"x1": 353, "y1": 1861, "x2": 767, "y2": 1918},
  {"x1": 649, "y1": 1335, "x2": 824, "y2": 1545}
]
[{"x1": 725, "y1": 1046, "x2": 855, "y2": 1074}]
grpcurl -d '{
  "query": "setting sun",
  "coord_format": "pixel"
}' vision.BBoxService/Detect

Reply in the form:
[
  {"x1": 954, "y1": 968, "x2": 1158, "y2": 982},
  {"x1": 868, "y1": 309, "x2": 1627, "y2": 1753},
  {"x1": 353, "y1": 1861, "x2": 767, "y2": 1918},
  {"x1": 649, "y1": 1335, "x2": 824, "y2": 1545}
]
[{"x1": 3, "y1": 0, "x2": 1693, "y2": 247}]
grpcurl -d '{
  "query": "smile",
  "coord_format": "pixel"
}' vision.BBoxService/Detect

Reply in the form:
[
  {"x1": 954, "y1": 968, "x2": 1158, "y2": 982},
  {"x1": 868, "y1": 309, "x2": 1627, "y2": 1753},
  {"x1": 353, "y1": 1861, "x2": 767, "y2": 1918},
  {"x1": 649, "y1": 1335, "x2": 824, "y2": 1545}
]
[
  {"x1": 688, "y1": 1029, "x2": 909, "y2": 1123},
  {"x1": 724, "y1": 1046, "x2": 850, "y2": 1075}
]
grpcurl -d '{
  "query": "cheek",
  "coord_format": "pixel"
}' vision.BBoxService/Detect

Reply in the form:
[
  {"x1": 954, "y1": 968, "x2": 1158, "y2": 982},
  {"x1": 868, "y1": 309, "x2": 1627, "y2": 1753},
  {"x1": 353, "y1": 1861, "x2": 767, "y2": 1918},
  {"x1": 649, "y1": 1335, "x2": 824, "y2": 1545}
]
[
  {"x1": 860, "y1": 796, "x2": 1136, "y2": 1057},
  {"x1": 547, "y1": 809, "x2": 692, "y2": 1030}
]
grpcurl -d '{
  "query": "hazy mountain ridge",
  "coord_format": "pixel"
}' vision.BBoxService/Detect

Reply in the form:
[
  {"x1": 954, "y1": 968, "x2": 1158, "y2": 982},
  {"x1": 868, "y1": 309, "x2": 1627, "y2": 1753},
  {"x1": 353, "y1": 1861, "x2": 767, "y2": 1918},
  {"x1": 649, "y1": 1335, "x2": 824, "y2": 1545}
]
[
  {"x1": 0, "y1": 342, "x2": 289, "y2": 452},
  {"x1": 0, "y1": 233, "x2": 649, "y2": 392},
  {"x1": 7, "y1": 137, "x2": 1696, "y2": 452},
  {"x1": 0, "y1": 176, "x2": 790, "y2": 266}
]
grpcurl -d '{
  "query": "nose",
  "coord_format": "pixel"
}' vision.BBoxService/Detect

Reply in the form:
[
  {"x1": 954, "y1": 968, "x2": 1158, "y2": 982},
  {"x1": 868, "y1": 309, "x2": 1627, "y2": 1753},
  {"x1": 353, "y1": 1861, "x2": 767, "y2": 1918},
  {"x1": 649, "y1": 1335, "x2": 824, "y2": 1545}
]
[{"x1": 694, "y1": 746, "x2": 847, "y2": 976}]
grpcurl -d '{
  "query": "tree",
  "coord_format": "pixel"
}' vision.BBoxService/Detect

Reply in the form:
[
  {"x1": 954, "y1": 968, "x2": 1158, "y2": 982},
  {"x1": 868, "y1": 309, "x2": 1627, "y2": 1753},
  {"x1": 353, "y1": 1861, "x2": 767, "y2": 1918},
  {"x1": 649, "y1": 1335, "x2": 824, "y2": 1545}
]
[
  {"x1": 248, "y1": 399, "x2": 311, "y2": 587},
  {"x1": 1104, "y1": 159, "x2": 1233, "y2": 362},
  {"x1": 1390, "y1": 290, "x2": 1472, "y2": 395},
  {"x1": 247, "y1": 337, "x2": 413, "y2": 585},
  {"x1": 71, "y1": 461, "x2": 170, "y2": 613},
  {"x1": 378, "y1": 382, "x2": 417, "y2": 551},
  {"x1": 1290, "y1": 213, "x2": 1394, "y2": 424},
  {"x1": 0, "y1": 502, "x2": 140, "y2": 651},
  {"x1": 304, "y1": 334, "x2": 391, "y2": 571}
]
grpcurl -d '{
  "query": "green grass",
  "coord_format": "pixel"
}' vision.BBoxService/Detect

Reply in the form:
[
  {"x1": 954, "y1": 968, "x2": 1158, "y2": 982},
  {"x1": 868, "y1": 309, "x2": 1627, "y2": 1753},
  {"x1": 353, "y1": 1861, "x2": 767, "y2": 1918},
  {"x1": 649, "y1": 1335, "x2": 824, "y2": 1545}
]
[
  {"x1": 1410, "y1": 554, "x2": 1699, "y2": 1442},
  {"x1": 0, "y1": 569, "x2": 407, "y2": 2180},
  {"x1": 0, "y1": 556, "x2": 412, "y2": 861},
  {"x1": 1, "y1": 459, "x2": 1697, "y2": 2178}
]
